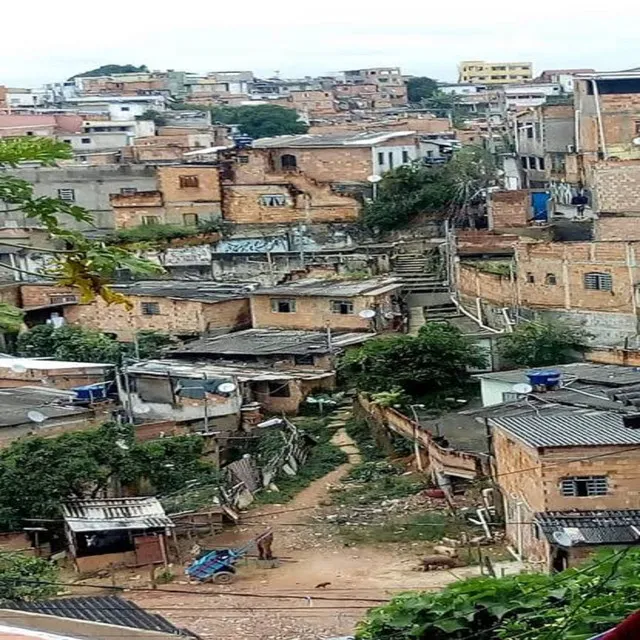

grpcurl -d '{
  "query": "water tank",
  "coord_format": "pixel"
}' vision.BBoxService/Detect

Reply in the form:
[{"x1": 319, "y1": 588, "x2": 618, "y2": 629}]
[{"x1": 526, "y1": 369, "x2": 562, "y2": 391}]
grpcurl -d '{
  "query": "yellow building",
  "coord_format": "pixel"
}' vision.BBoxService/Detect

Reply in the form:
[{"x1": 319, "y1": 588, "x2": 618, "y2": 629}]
[{"x1": 458, "y1": 60, "x2": 532, "y2": 85}]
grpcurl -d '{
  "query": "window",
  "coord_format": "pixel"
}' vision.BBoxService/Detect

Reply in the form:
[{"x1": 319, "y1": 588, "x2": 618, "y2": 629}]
[
  {"x1": 378, "y1": 152, "x2": 384, "y2": 165},
  {"x1": 26, "y1": 131, "x2": 34, "y2": 136},
  {"x1": 281, "y1": 154, "x2": 297, "y2": 170},
  {"x1": 560, "y1": 476, "x2": 608, "y2": 497},
  {"x1": 545, "y1": 273, "x2": 557, "y2": 285},
  {"x1": 634, "y1": 120, "x2": 640, "y2": 135},
  {"x1": 141, "y1": 301, "x2": 160, "y2": 316},
  {"x1": 183, "y1": 213, "x2": 199, "y2": 226},
  {"x1": 527, "y1": 157, "x2": 536, "y2": 169},
  {"x1": 57, "y1": 188, "x2": 75, "y2": 202},
  {"x1": 584, "y1": 272, "x2": 613, "y2": 291},
  {"x1": 50, "y1": 294, "x2": 78, "y2": 304},
  {"x1": 142, "y1": 215, "x2": 160, "y2": 225},
  {"x1": 270, "y1": 298, "x2": 296, "y2": 313},
  {"x1": 521, "y1": 157, "x2": 528, "y2": 169},
  {"x1": 402, "y1": 150, "x2": 410, "y2": 163},
  {"x1": 538, "y1": 157, "x2": 546, "y2": 171},
  {"x1": 526, "y1": 272, "x2": 535, "y2": 283},
  {"x1": 62, "y1": 139, "x2": 71, "y2": 144},
  {"x1": 294, "y1": 354, "x2": 315, "y2": 365},
  {"x1": 259, "y1": 194, "x2": 287, "y2": 207},
  {"x1": 330, "y1": 299, "x2": 354, "y2": 315},
  {"x1": 179, "y1": 175, "x2": 199, "y2": 188},
  {"x1": 526, "y1": 127, "x2": 534, "y2": 140},
  {"x1": 388, "y1": 151, "x2": 394, "y2": 170},
  {"x1": 120, "y1": 188, "x2": 137, "y2": 195},
  {"x1": 267, "y1": 381, "x2": 291, "y2": 397},
  {"x1": 121, "y1": 106, "x2": 130, "y2": 112},
  {"x1": 81, "y1": 137, "x2": 91, "y2": 144}
]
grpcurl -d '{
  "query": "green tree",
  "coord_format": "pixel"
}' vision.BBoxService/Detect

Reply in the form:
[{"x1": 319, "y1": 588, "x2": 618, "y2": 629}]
[
  {"x1": 211, "y1": 104, "x2": 308, "y2": 139},
  {"x1": 70, "y1": 64, "x2": 148, "y2": 79},
  {"x1": 17, "y1": 324, "x2": 122, "y2": 363},
  {"x1": 125, "y1": 330, "x2": 175, "y2": 360},
  {"x1": 407, "y1": 77, "x2": 439, "y2": 103},
  {"x1": 363, "y1": 146, "x2": 495, "y2": 232},
  {"x1": 498, "y1": 321, "x2": 591, "y2": 368},
  {"x1": 356, "y1": 549, "x2": 639, "y2": 640},
  {"x1": 0, "y1": 137, "x2": 162, "y2": 307},
  {"x1": 338, "y1": 322, "x2": 486, "y2": 400},
  {"x1": 0, "y1": 553, "x2": 58, "y2": 601},
  {"x1": 136, "y1": 109, "x2": 168, "y2": 128}
]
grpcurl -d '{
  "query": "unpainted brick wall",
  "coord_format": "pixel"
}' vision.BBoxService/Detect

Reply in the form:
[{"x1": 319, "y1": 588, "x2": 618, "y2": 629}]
[
  {"x1": 20, "y1": 284, "x2": 77, "y2": 308},
  {"x1": 489, "y1": 190, "x2": 531, "y2": 229},
  {"x1": 158, "y1": 166, "x2": 221, "y2": 203},
  {"x1": 456, "y1": 264, "x2": 516, "y2": 306},
  {"x1": 593, "y1": 163, "x2": 640, "y2": 213},
  {"x1": 595, "y1": 216, "x2": 640, "y2": 241}
]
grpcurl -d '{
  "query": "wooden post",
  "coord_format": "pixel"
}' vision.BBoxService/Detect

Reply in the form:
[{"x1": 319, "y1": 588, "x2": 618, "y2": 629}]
[{"x1": 149, "y1": 565, "x2": 157, "y2": 589}]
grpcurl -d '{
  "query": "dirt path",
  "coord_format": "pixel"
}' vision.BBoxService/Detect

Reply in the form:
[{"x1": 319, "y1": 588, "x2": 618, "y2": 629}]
[{"x1": 129, "y1": 421, "x2": 520, "y2": 640}]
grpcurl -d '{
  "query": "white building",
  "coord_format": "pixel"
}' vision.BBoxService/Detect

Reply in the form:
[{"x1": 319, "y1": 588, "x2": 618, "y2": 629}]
[
  {"x1": 502, "y1": 84, "x2": 561, "y2": 109},
  {"x1": 64, "y1": 95, "x2": 167, "y2": 120}
]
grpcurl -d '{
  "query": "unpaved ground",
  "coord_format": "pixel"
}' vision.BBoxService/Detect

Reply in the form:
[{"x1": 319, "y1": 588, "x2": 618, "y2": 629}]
[{"x1": 129, "y1": 427, "x2": 520, "y2": 640}]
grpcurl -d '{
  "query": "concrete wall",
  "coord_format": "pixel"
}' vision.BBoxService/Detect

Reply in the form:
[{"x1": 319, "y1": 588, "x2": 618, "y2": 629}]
[
  {"x1": 4, "y1": 165, "x2": 157, "y2": 230},
  {"x1": 480, "y1": 378, "x2": 513, "y2": 406}
]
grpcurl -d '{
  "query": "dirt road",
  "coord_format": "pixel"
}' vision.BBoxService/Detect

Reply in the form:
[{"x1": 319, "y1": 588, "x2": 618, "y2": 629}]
[{"x1": 129, "y1": 428, "x2": 519, "y2": 639}]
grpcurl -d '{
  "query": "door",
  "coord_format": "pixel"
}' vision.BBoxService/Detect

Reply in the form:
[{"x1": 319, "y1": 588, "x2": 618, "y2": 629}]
[
  {"x1": 531, "y1": 191, "x2": 550, "y2": 221},
  {"x1": 134, "y1": 534, "x2": 164, "y2": 566}
]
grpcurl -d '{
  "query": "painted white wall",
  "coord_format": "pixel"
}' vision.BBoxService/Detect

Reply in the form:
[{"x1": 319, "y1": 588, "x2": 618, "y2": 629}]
[
  {"x1": 108, "y1": 102, "x2": 147, "y2": 121},
  {"x1": 480, "y1": 378, "x2": 513, "y2": 406},
  {"x1": 372, "y1": 143, "x2": 419, "y2": 173}
]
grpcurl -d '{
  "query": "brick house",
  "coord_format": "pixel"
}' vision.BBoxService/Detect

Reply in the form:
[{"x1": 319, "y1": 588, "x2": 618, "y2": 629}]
[
  {"x1": 489, "y1": 401, "x2": 640, "y2": 570},
  {"x1": 21, "y1": 281, "x2": 252, "y2": 342},
  {"x1": 249, "y1": 277, "x2": 403, "y2": 331}
]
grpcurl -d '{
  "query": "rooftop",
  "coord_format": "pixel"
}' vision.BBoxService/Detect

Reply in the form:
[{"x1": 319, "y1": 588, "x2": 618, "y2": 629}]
[
  {"x1": 127, "y1": 358, "x2": 333, "y2": 382},
  {"x1": 172, "y1": 328, "x2": 374, "y2": 357},
  {"x1": 2, "y1": 596, "x2": 198, "y2": 638},
  {"x1": 110, "y1": 280, "x2": 257, "y2": 302},
  {"x1": 535, "y1": 510, "x2": 640, "y2": 546},
  {"x1": 253, "y1": 131, "x2": 416, "y2": 148},
  {"x1": 0, "y1": 356, "x2": 112, "y2": 371},
  {"x1": 252, "y1": 277, "x2": 402, "y2": 298},
  {"x1": 62, "y1": 497, "x2": 173, "y2": 533},
  {"x1": 489, "y1": 404, "x2": 640, "y2": 448},
  {"x1": 0, "y1": 387, "x2": 91, "y2": 428}
]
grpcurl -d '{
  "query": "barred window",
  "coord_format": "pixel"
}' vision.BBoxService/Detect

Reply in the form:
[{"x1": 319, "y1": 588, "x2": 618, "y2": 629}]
[
  {"x1": 141, "y1": 302, "x2": 160, "y2": 316},
  {"x1": 330, "y1": 299, "x2": 354, "y2": 315},
  {"x1": 560, "y1": 476, "x2": 608, "y2": 497},
  {"x1": 584, "y1": 272, "x2": 612, "y2": 291}
]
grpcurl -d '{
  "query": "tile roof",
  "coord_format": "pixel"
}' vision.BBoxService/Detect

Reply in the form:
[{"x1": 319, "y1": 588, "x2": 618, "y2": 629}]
[
  {"x1": 489, "y1": 405, "x2": 640, "y2": 448},
  {"x1": 252, "y1": 277, "x2": 401, "y2": 297},
  {"x1": 62, "y1": 498, "x2": 173, "y2": 533},
  {"x1": 535, "y1": 510, "x2": 640, "y2": 546},
  {"x1": 172, "y1": 328, "x2": 373, "y2": 357},
  {"x1": 2, "y1": 596, "x2": 199, "y2": 638}
]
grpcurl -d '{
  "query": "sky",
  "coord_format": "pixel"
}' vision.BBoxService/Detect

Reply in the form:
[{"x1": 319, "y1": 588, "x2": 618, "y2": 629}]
[{"x1": 1, "y1": 0, "x2": 637, "y2": 86}]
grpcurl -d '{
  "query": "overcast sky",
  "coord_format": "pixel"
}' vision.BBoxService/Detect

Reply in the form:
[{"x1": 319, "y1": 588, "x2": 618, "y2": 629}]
[{"x1": 1, "y1": 0, "x2": 636, "y2": 86}]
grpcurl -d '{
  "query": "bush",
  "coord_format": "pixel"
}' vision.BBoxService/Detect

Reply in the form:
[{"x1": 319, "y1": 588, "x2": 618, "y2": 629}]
[{"x1": 0, "y1": 553, "x2": 58, "y2": 601}]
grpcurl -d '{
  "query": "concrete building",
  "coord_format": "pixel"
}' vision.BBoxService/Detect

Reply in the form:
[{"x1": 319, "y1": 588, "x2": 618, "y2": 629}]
[
  {"x1": 249, "y1": 277, "x2": 403, "y2": 331},
  {"x1": 342, "y1": 67, "x2": 407, "y2": 106},
  {"x1": 22, "y1": 281, "x2": 253, "y2": 342},
  {"x1": 63, "y1": 95, "x2": 167, "y2": 120},
  {"x1": 2, "y1": 165, "x2": 158, "y2": 230},
  {"x1": 502, "y1": 83, "x2": 562, "y2": 109},
  {"x1": 458, "y1": 61, "x2": 533, "y2": 85}
]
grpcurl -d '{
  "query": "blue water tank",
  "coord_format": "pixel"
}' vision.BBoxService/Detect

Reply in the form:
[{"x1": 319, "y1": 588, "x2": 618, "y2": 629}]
[{"x1": 526, "y1": 369, "x2": 562, "y2": 389}]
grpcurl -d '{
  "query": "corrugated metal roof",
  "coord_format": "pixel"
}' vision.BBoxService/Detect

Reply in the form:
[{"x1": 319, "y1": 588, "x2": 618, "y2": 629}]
[
  {"x1": 62, "y1": 498, "x2": 173, "y2": 533},
  {"x1": 252, "y1": 277, "x2": 401, "y2": 297},
  {"x1": 2, "y1": 596, "x2": 199, "y2": 638},
  {"x1": 490, "y1": 406, "x2": 640, "y2": 447},
  {"x1": 536, "y1": 510, "x2": 640, "y2": 545},
  {"x1": 253, "y1": 131, "x2": 416, "y2": 148}
]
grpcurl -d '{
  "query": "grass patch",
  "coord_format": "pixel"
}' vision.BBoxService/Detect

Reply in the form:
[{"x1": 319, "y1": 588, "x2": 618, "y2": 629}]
[
  {"x1": 337, "y1": 511, "x2": 466, "y2": 545},
  {"x1": 336, "y1": 469, "x2": 429, "y2": 507},
  {"x1": 251, "y1": 414, "x2": 348, "y2": 506}
]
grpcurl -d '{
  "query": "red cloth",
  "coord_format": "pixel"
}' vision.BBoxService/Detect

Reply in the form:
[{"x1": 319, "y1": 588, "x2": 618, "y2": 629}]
[{"x1": 604, "y1": 610, "x2": 640, "y2": 639}]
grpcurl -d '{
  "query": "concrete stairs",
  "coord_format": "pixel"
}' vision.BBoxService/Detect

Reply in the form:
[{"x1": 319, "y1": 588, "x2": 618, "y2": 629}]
[{"x1": 392, "y1": 254, "x2": 448, "y2": 294}]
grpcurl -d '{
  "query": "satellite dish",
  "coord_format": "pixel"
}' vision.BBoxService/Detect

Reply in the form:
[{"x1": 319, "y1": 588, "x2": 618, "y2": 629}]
[
  {"x1": 633, "y1": 137, "x2": 640, "y2": 146},
  {"x1": 552, "y1": 530, "x2": 574, "y2": 548},
  {"x1": 218, "y1": 382, "x2": 237, "y2": 394},
  {"x1": 27, "y1": 410, "x2": 47, "y2": 424},
  {"x1": 367, "y1": 174, "x2": 382, "y2": 183},
  {"x1": 10, "y1": 363, "x2": 27, "y2": 374},
  {"x1": 512, "y1": 383, "x2": 533, "y2": 395},
  {"x1": 358, "y1": 309, "x2": 376, "y2": 319}
]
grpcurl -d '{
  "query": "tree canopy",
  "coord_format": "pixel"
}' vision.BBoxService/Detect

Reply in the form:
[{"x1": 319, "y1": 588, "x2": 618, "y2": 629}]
[
  {"x1": 70, "y1": 64, "x2": 148, "y2": 79},
  {"x1": 363, "y1": 146, "x2": 495, "y2": 232},
  {"x1": 407, "y1": 77, "x2": 439, "y2": 103},
  {"x1": 338, "y1": 322, "x2": 486, "y2": 401},
  {"x1": 356, "y1": 549, "x2": 638, "y2": 640},
  {"x1": 498, "y1": 321, "x2": 591, "y2": 368},
  {"x1": 136, "y1": 109, "x2": 168, "y2": 127},
  {"x1": 16, "y1": 325, "x2": 174, "y2": 364},
  {"x1": 0, "y1": 422, "x2": 218, "y2": 531},
  {"x1": 0, "y1": 553, "x2": 58, "y2": 601}
]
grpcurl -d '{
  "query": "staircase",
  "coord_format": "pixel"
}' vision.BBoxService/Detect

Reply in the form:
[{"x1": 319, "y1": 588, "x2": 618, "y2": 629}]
[{"x1": 392, "y1": 254, "x2": 448, "y2": 294}]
